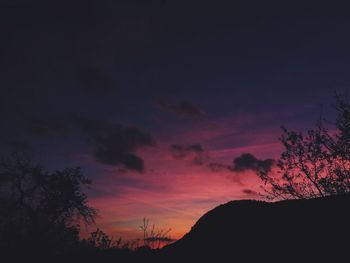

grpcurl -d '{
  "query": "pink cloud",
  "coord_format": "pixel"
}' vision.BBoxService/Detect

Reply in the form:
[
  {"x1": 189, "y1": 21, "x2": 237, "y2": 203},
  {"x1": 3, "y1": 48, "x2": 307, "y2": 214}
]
[{"x1": 83, "y1": 111, "x2": 300, "y2": 241}]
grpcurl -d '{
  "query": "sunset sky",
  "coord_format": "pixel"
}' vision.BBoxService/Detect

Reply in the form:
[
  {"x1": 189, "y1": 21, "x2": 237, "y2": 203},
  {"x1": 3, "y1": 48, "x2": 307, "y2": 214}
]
[{"x1": 1, "y1": 1, "x2": 350, "y2": 240}]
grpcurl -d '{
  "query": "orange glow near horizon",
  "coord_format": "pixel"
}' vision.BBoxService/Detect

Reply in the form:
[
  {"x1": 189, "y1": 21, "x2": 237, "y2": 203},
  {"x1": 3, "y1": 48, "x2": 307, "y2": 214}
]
[{"x1": 80, "y1": 115, "x2": 287, "y2": 242}]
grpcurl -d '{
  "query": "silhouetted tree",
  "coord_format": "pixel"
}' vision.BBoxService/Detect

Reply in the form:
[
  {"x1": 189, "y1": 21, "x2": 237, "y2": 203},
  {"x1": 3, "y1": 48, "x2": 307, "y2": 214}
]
[
  {"x1": 0, "y1": 154, "x2": 97, "y2": 254},
  {"x1": 258, "y1": 95, "x2": 350, "y2": 199}
]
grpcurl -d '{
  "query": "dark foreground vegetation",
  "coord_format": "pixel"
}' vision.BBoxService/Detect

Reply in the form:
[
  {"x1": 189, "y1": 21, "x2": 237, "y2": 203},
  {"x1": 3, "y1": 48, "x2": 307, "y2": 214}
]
[
  {"x1": 2, "y1": 193, "x2": 350, "y2": 263},
  {"x1": 0, "y1": 154, "x2": 173, "y2": 263}
]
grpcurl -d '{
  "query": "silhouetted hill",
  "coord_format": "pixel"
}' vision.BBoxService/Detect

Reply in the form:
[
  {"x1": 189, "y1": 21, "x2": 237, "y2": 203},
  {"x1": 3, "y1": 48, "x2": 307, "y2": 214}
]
[
  {"x1": 162, "y1": 195, "x2": 350, "y2": 262},
  {"x1": 6, "y1": 195, "x2": 350, "y2": 263}
]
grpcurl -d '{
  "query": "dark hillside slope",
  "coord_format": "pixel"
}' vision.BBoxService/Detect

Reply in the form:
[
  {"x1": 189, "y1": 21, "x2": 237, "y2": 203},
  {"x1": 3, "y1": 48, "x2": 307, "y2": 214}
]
[{"x1": 162, "y1": 195, "x2": 350, "y2": 262}]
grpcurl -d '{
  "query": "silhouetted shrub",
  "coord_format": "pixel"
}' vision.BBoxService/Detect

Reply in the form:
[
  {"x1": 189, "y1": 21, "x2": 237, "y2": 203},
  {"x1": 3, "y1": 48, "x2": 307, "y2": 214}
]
[
  {"x1": 258, "y1": 95, "x2": 350, "y2": 199},
  {"x1": 0, "y1": 154, "x2": 97, "y2": 256},
  {"x1": 139, "y1": 217, "x2": 175, "y2": 249}
]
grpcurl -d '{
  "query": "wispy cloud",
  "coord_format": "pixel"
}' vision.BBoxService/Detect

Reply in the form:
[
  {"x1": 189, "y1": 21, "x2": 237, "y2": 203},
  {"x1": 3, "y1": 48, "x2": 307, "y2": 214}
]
[{"x1": 153, "y1": 98, "x2": 204, "y2": 119}]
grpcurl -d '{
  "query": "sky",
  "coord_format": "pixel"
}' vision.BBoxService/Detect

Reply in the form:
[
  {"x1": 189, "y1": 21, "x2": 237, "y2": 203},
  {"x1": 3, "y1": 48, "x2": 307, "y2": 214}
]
[{"x1": 1, "y1": 0, "x2": 350, "y2": 241}]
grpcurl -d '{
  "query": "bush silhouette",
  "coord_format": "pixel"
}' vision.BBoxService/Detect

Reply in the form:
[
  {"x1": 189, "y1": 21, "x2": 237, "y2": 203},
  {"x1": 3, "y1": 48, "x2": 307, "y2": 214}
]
[
  {"x1": 139, "y1": 217, "x2": 174, "y2": 249},
  {"x1": 258, "y1": 95, "x2": 350, "y2": 199},
  {"x1": 0, "y1": 154, "x2": 97, "y2": 257}
]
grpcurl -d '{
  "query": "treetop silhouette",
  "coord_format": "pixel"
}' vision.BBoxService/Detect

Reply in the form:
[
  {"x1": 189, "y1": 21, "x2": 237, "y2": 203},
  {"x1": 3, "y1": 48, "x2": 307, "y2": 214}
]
[
  {"x1": 0, "y1": 154, "x2": 97, "y2": 253},
  {"x1": 258, "y1": 95, "x2": 350, "y2": 199}
]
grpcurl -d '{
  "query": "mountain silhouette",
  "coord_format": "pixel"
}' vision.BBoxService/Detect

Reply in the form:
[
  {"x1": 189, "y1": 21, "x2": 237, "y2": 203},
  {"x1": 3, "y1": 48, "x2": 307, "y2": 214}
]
[
  {"x1": 161, "y1": 194, "x2": 350, "y2": 262},
  {"x1": 4, "y1": 194, "x2": 350, "y2": 263}
]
